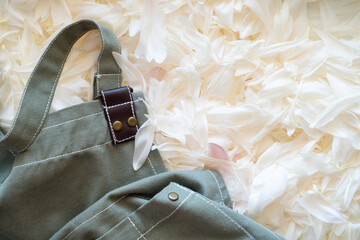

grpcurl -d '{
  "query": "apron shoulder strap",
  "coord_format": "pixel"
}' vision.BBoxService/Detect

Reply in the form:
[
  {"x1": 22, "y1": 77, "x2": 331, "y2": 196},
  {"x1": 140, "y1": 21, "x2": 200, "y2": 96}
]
[{"x1": 0, "y1": 19, "x2": 122, "y2": 152}]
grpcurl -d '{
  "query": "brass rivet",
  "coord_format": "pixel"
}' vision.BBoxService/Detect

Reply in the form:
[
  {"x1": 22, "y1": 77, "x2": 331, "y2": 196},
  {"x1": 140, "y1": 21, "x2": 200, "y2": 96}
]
[
  {"x1": 168, "y1": 192, "x2": 179, "y2": 201},
  {"x1": 113, "y1": 121, "x2": 123, "y2": 131},
  {"x1": 128, "y1": 117, "x2": 137, "y2": 127}
]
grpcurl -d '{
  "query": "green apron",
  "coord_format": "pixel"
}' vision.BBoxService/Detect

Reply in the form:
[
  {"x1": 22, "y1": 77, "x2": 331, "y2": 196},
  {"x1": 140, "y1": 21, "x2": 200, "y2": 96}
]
[{"x1": 0, "y1": 19, "x2": 284, "y2": 240}]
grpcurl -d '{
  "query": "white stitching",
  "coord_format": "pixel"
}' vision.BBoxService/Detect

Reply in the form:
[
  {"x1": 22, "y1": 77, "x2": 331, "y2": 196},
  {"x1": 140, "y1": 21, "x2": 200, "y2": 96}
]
[
  {"x1": 103, "y1": 106, "x2": 117, "y2": 143},
  {"x1": 115, "y1": 134, "x2": 135, "y2": 143},
  {"x1": 193, "y1": 193, "x2": 255, "y2": 239},
  {"x1": 96, "y1": 22, "x2": 104, "y2": 75},
  {"x1": 19, "y1": 34, "x2": 84, "y2": 152},
  {"x1": 62, "y1": 195, "x2": 127, "y2": 240},
  {"x1": 128, "y1": 217, "x2": 147, "y2": 240},
  {"x1": 208, "y1": 171, "x2": 225, "y2": 205},
  {"x1": 265, "y1": 227, "x2": 282, "y2": 240},
  {"x1": 136, "y1": 192, "x2": 193, "y2": 240},
  {"x1": 4, "y1": 19, "x2": 122, "y2": 151},
  {"x1": 14, "y1": 140, "x2": 112, "y2": 169},
  {"x1": 104, "y1": 106, "x2": 117, "y2": 144},
  {"x1": 1, "y1": 20, "x2": 103, "y2": 151},
  {"x1": 97, "y1": 207, "x2": 142, "y2": 239},
  {"x1": 102, "y1": 91, "x2": 139, "y2": 143},
  {"x1": 263, "y1": 225, "x2": 282, "y2": 240},
  {"x1": 117, "y1": 34, "x2": 121, "y2": 84},
  {"x1": 103, "y1": 99, "x2": 140, "y2": 109},
  {"x1": 173, "y1": 183, "x2": 256, "y2": 240},
  {"x1": 102, "y1": 91, "x2": 118, "y2": 144},
  {"x1": 96, "y1": 74, "x2": 122, "y2": 95},
  {"x1": 96, "y1": 21, "x2": 122, "y2": 76},
  {"x1": 96, "y1": 74, "x2": 100, "y2": 95},
  {"x1": 9, "y1": 150, "x2": 16, "y2": 157},
  {"x1": 148, "y1": 157, "x2": 157, "y2": 175},
  {"x1": 95, "y1": 21, "x2": 121, "y2": 95},
  {"x1": 42, "y1": 112, "x2": 103, "y2": 130},
  {"x1": 127, "y1": 86, "x2": 138, "y2": 131},
  {"x1": 0, "y1": 20, "x2": 88, "y2": 146},
  {"x1": 96, "y1": 73, "x2": 121, "y2": 76}
]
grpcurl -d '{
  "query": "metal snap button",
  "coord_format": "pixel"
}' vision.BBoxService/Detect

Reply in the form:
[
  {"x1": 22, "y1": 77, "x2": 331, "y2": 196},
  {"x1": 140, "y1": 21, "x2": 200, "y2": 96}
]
[
  {"x1": 127, "y1": 117, "x2": 137, "y2": 127},
  {"x1": 168, "y1": 192, "x2": 179, "y2": 201},
  {"x1": 113, "y1": 121, "x2": 123, "y2": 131}
]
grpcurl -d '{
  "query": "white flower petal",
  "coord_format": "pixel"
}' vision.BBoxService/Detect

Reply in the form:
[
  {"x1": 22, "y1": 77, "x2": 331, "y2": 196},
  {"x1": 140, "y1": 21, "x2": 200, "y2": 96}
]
[
  {"x1": 167, "y1": 16, "x2": 211, "y2": 66},
  {"x1": 297, "y1": 188, "x2": 348, "y2": 224},
  {"x1": 1, "y1": 1, "x2": 360, "y2": 239},
  {"x1": 135, "y1": 0, "x2": 167, "y2": 63},
  {"x1": 310, "y1": 93, "x2": 360, "y2": 128},
  {"x1": 50, "y1": 0, "x2": 72, "y2": 26},
  {"x1": 248, "y1": 165, "x2": 288, "y2": 216},
  {"x1": 133, "y1": 120, "x2": 155, "y2": 171}
]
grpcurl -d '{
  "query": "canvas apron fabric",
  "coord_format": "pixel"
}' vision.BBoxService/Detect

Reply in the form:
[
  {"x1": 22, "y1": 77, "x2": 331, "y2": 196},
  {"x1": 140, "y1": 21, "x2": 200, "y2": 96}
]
[{"x1": 0, "y1": 19, "x2": 284, "y2": 240}]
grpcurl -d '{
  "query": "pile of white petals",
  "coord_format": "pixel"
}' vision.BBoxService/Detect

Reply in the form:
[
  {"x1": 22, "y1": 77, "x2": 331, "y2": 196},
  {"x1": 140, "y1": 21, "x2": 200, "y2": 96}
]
[{"x1": 1, "y1": 0, "x2": 360, "y2": 239}]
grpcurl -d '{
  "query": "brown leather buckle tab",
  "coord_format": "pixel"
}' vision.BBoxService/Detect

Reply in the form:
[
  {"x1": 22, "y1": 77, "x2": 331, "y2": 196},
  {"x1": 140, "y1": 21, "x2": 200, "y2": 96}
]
[{"x1": 99, "y1": 86, "x2": 138, "y2": 144}]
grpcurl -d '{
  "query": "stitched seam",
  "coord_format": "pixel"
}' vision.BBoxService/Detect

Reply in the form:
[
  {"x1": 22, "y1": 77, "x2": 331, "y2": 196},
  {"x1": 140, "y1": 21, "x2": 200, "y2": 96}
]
[
  {"x1": 102, "y1": 91, "x2": 118, "y2": 144},
  {"x1": 208, "y1": 170, "x2": 225, "y2": 205},
  {"x1": 194, "y1": 193, "x2": 255, "y2": 240},
  {"x1": 96, "y1": 73, "x2": 122, "y2": 95},
  {"x1": 0, "y1": 20, "x2": 91, "y2": 145},
  {"x1": 128, "y1": 217, "x2": 147, "y2": 240},
  {"x1": 96, "y1": 22, "x2": 104, "y2": 75},
  {"x1": 117, "y1": 35, "x2": 121, "y2": 80},
  {"x1": 62, "y1": 195, "x2": 127, "y2": 240},
  {"x1": 14, "y1": 140, "x2": 112, "y2": 169},
  {"x1": 102, "y1": 91, "x2": 138, "y2": 143},
  {"x1": 19, "y1": 34, "x2": 84, "y2": 152},
  {"x1": 42, "y1": 112, "x2": 103, "y2": 130},
  {"x1": 265, "y1": 227, "x2": 282, "y2": 240},
  {"x1": 96, "y1": 208, "x2": 140, "y2": 239},
  {"x1": 104, "y1": 99, "x2": 140, "y2": 109},
  {"x1": 97, "y1": 73, "x2": 121, "y2": 76},
  {"x1": 148, "y1": 157, "x2": 157, "y2": 175},
  {"x1": 96, "y1": 75, "x2": 122, "y2": 95},
  {"x1": 115, "y1": 135, "x2": 135, "y2": 143},
  {"x1": 104, "y1": 105, "x2": 117, "y2": 143},
  {"x1": 136, "y1": 192, "x2": 193, "y2": 240},
  {"x1": 173, "y1": 183, "x2": 256, "y2": 240},
  {"x1": 9, "y1": 150, "x2": 16, "y2": 157},
  {"x1": 97, "y1": 219, "x2": 125, "y2": 239},
  {"x1": 96, "y1": 22, "x2": 122, "y2": 94},
  {"x1": 95, "y1": 13, "x2": 105, "y2": 96},
  {"x1": 127, "y1": 86, "x2": 138, "y2": 131},
  {"x1": 96, "y1": 74, "x2": 100, "y2": 95}
]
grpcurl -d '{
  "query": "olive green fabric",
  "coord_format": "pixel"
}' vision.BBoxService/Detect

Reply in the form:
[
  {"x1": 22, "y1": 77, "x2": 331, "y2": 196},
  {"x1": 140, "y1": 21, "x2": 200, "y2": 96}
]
[
  {"x1": 0, "y1": 20, "x2": 285, "y2": 240},
  {"x1": 51, "y1": 170, "x2": 284, "y2": 240},
  {"x1": 0, "y1": 92, "x2": 167, "y2": 239},
  {"x1": 0, "y1": 130, "x2": 14, "y2": 184},
  {"x1": 0, "y1": 19, "x2": 122, "y2": 152}
]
